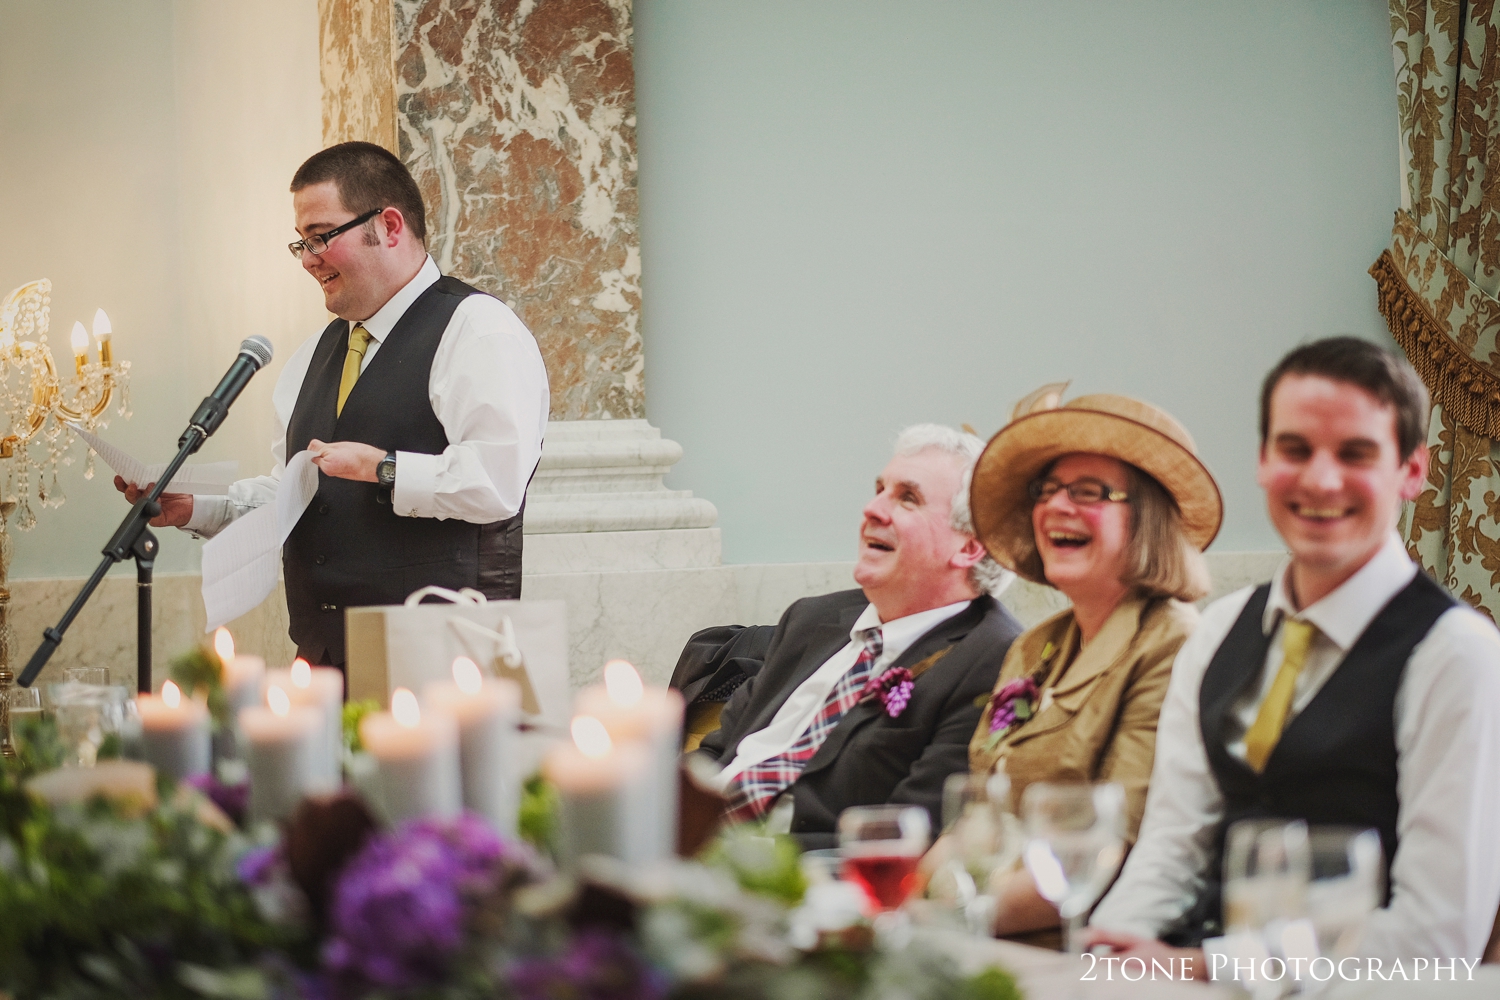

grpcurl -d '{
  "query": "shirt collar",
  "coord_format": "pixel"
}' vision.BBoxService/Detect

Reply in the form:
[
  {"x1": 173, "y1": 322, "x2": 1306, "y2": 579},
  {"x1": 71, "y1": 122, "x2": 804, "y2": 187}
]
[
  {"x1": 1261, "y1": 532, "x2": 1418, "y2": 651},
  {"x1": 852, "y1": 598, "x2": 972, "y2": 647},
  {"x1": 352, "y1": 255, "x2": 440, "y2": 344}
]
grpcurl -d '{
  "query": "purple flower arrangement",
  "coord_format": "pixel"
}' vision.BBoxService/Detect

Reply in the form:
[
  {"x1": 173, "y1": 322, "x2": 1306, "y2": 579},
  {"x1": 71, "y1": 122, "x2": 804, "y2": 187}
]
[
  {"x1": 320, "y1": 814, "x2": 540, "y2": 991},
  {"x1": 508, "y1": 930, "x2": 669, "y2": 1000},
  {"x1": 861, "y1": 666, "x2": 916, "y2": 718}
]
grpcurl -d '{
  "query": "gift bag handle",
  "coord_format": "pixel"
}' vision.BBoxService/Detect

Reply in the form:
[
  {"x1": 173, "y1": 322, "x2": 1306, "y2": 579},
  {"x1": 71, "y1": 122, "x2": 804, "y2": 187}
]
[{"x1": 403, "y1": 585, "x2": 489, "y2": 607}]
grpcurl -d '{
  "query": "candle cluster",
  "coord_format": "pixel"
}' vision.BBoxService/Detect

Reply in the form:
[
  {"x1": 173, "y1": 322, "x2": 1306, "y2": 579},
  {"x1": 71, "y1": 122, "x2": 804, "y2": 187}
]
[{"x1": 130, "y1": 631, "x2": 682, "y2": 864}]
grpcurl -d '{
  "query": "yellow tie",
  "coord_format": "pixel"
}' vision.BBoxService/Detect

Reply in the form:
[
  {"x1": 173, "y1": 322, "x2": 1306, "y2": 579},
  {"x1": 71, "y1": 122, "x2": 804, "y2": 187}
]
[
  {"x1": 1243, "y1": 618, "x2": 1317, "y2": 772},
  {"x1": 336, "y1": 323, "x2": 371, "y2": 417}
]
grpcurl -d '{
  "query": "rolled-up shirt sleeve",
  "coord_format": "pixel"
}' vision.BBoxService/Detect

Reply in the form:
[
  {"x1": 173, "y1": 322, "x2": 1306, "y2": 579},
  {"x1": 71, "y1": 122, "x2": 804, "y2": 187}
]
[{"x1": 390, "y1": 294, "x2": 548, "y2": 523}]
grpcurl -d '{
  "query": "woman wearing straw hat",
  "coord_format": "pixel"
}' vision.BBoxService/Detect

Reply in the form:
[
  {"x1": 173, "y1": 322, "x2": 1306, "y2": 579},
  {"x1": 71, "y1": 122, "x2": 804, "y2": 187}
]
[{"x1": 960, "y1": 385, "x2": 1222, "y2": 942}]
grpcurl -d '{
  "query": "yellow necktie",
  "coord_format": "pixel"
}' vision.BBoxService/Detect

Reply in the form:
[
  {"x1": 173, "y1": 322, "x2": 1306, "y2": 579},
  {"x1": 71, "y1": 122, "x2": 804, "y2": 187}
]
[
  {"x1": 336, "y1": 323, "x2": 371, "y2": 417},
  {"x1": 1243, "y1": 618, "x2": 1317, "y2": 772}
]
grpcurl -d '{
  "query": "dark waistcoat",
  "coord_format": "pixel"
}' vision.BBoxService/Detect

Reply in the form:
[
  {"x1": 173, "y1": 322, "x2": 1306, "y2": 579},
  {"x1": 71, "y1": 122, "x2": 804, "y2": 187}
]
[
  {"x1": 283, "y1": 275, "x2": 524, "y2": 667},
  {"x1": 1166, "y1": 570, "x2": 1455, "y2": 946}
]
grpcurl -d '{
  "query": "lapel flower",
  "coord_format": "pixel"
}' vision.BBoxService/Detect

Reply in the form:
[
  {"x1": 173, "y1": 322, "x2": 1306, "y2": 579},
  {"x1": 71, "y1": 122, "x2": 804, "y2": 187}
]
[
  {"x1": 986, "y1": 676, "x2": 1040, "y2": 735},
  {"x1": 861, "y1": 666, "x2": 916, "y2": 718}
]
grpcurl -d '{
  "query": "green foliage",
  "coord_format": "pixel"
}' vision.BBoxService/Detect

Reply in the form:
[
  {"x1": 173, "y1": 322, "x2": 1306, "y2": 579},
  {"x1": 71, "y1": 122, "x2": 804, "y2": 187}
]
[
  {"x1": 956, "y1": 966, "x2": 1024, "y2": 1000},
  {"x1": 342, "y1": 699, "x2": 380, "y2": 753},
  {"x1": 702, "y1": 826, "x2": 807, "y2": 905},
  {"x1": 170, "y1": 644, "x2": 228, "y2": 725},
  {"x1": 0, "y1": 765, "x2": 296, "y2": 999},
  {"x1": 518, "y1": 772, "x2": 559, "y2": 853},
  {"x1": 11, "y1": 712, "x2": 68, "y2": 776}
]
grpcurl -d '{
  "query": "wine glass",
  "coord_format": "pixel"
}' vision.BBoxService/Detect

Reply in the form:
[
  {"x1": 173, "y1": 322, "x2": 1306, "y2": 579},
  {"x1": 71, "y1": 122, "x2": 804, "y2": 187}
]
[
  {"x1": 1020, "y1": 781, "x2": 1127, "y2": 952},
  {"x1": 839, "y1": 803, "x2": 931, "y2": 941},
  {"x1": 1222, "y1": 818, "x2": 1312, "y2": 937},
  {"x1": 934, "y1": 771, "x2": 1022, "y2": 935},
  {"x1": 1305, "y1": 826, "x2": 1383, "y2": 960}
]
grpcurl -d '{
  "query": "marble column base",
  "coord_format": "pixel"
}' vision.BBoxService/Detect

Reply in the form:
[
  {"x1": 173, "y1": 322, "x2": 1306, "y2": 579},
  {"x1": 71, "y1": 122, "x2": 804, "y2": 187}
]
[{"x1": 6, "y1": 550, "x2": 1286, "y2": 694}]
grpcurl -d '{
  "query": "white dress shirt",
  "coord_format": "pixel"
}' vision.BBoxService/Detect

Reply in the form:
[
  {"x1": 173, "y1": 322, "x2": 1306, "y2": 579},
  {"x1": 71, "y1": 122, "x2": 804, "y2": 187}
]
[
  {"x1": 184, "y1": 256, "x2": 549, "y2": 536},
  {"x1": 1091, "y1": 533, "x2": 1500, "y2": 960},
  {"x1": 716, "y1": 599, "x2": 973, "y2": 787}
]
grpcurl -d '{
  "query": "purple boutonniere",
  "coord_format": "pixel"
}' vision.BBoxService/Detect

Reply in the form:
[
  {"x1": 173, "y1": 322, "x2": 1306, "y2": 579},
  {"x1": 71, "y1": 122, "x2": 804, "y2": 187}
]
[
  {"x1": 861, "y1": 666, "x2": 916, "y2": 718},
  {"x1": 986, "y1": 676, "x2": 1039, "y2": 736}
]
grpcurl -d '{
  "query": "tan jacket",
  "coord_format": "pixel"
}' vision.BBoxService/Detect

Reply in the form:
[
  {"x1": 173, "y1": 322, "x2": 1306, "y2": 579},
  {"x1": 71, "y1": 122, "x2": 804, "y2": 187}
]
[{"x1": 969, "y1": 595, "x2": 1197, "y2": 843}]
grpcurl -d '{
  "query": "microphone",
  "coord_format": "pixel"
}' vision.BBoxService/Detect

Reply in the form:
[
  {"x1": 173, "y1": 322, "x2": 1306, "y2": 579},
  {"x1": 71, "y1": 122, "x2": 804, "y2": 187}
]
[{"x1": 180, "y1": 336, "x2": 274, "y2": 445}]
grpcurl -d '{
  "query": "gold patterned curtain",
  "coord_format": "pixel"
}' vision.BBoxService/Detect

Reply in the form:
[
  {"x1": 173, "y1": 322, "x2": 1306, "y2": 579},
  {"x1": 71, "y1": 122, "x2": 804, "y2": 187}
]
[{"x1": 1370, "y1": 0, "x2": 1500, "y2": 622}]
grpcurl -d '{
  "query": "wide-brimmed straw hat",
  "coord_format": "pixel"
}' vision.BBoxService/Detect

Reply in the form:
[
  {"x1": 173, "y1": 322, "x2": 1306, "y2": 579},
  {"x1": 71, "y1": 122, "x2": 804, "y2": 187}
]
[{"x1": 970, "y1": 383, "x2": 1223, "y2": 585}]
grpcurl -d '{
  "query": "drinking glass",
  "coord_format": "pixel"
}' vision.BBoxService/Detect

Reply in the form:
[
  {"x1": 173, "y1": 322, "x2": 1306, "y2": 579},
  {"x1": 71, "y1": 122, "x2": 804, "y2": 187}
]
[
  {"x1": 1020, "y1": 781, "x2": 1127, "y2": 952},
  {"x1": 838, "y1": 804, "x2": 931, "y2": 920},
  {"x1": 1305, "y1": 826, "x2": 1383, "y2": 960},
  {"x1": 1222, "y1": 818, "x2": 1312, "y2": 937},
  {"x1": 47, "y1": 682, "x2": 131, "y2": 768},
  {"x1": 64, "y1": 666, "x2": 111, "y2": 686},
  {"x1": 934, "y1": 771, "x2": 1022, "y2": 935}
]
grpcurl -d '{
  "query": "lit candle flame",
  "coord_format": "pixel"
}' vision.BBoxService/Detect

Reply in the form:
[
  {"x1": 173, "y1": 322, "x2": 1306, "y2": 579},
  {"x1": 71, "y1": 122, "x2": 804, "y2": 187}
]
[
  {"x1": 162, "y1": 680, "x2": 182, "y2": 708},
  {"x1": 213, "y1": 627, "x2": 235, "y2": 666},
  {"x1": 92, "y1": 308, "x2": 111, "y2": 342},
  {"x1": 452, "y1": 656, "x2": 482, "y2": 695},
  {"x1": 572, "y1": 715, "x2": 613, "y2": 758},
  {"x1": 603, "y1": 659, "x2": 644, "y2": 707},
  {"x1": 291, "y1": 658, "x2": 312, "y2": 688},
  {"x1": 70, "y1": 321, "x2": 89, "y2": 358},
  {"x1": 268, "y1": 684, "x2": 291, "y2": 717},
  {"x1": 392, "y1": 687, "x2": 420, "y2": 727}
]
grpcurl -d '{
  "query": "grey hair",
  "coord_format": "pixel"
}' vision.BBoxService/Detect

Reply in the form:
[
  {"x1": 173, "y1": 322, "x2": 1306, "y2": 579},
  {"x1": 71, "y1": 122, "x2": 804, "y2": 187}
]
[{"x1": 893, "y1": 424, "x2": 1015, "y2": 597}]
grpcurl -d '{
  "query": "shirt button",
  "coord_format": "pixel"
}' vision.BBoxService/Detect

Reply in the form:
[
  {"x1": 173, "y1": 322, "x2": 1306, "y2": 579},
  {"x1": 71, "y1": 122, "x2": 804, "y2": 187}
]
[
  {"x1": 320, "y1": 603, "x2": 338, "y2": 613},
  {"x1": 317, "y1": 503, "x2": 330, "y2": 514},
  {"x1": 314, "y1": 555, "x2": 327, "y2": 565}
]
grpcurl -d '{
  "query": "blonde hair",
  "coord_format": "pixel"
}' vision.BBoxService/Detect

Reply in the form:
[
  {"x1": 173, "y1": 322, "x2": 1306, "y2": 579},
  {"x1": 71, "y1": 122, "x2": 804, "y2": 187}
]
[{"x1": 1121, "y1": 465, "x2": 1210, "y2": 602}]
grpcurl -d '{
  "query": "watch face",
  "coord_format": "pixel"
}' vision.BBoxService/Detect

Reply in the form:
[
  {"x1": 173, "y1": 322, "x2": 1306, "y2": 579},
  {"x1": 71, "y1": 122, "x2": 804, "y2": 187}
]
[{"x1": 378, "y1": 455, "x2": 396, "y2": 484}]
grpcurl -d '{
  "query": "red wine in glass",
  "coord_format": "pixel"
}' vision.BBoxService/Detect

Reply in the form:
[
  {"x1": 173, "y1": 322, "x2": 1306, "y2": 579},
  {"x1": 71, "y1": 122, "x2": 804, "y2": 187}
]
[{"x1": 843, "y1": 851, "x2": 922, "y2": 911}]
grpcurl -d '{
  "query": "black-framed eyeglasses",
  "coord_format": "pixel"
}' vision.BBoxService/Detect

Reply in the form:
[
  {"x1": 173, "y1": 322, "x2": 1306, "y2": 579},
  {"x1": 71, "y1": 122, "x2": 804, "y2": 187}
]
[
  {"x1": 1028, "y1": 477, "x2": 1129, "y2": 506},
  {"x1": 288, "y1": 207, "x2": 384, "y2": 259}
]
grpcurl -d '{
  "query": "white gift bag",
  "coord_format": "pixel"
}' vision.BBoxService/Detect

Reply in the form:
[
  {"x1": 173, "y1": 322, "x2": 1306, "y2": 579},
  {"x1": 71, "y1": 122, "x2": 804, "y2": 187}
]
[{"x1": 345, "y1": 587, "x2": 569, "y2": 734}]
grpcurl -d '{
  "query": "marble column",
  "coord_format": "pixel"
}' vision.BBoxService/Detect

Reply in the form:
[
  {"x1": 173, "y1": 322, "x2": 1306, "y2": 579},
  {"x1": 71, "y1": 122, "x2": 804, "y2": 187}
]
[{"x1": 318, "y1": 0, "x2": 716, "y2": 581}]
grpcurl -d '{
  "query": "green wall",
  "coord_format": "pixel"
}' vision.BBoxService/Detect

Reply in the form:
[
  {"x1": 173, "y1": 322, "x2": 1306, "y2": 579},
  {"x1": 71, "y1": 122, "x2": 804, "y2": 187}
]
[{"x1": 635, "y1": 0, "x2": 1399, "y2": 561}]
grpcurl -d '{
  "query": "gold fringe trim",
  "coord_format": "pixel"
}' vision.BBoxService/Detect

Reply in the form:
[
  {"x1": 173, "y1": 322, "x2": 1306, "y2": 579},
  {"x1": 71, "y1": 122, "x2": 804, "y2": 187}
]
[{"x1": 1370, "y1": 249, "x2": 1500, "y2": 437}]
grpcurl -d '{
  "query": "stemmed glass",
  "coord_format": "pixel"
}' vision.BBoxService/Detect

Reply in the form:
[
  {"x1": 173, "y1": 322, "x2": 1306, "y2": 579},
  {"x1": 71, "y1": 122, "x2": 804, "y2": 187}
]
[
  {"x1": 1306, "y1": 826, "x2": 1383, "y2": 960},
  {"x1": 1222, "y1": 818, "x2": 1312, "y2": 937},
  {"x1": 839, "y1": 804, "x2": 931, "y2": 941},
  {"x1": 1020, "y1": 781, "x2": 1127, "y2": 952},
  {"x1": 933, "y1": 771, "x2": 1022, "y2": 935}
]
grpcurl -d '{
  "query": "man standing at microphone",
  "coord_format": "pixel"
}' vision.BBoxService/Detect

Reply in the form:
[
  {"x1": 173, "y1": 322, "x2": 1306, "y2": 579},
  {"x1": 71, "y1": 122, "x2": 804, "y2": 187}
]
[{"x1": 118, "y1": 141, "x2": 549, "y2": 671}]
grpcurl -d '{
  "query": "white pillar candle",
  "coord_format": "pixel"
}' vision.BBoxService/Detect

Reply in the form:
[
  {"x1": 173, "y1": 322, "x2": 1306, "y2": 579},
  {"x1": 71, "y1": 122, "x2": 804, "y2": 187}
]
[
  {"x1": 423, "y1": 657, "x2": 522, "y2": 836},
  {"x1": 240, "y1": 684, "x2": 327, "y2": 823},
  {"x1": 574, "y1": 660, "x2": 685, "y2": 861},
  {"x1": 359, "y1": 688, "x2": 462, "y2": 825},
  {"x1": 267, "y1": 659, "x2": 343, "y2": 786},
  {"x1": 137, "y1": 681, "x2": 211, "y2": 781},
  {"x1": 214, "y1": 628, "x2": 265, "y2": 717},
  {"x1": 544, "y1": 715, "x2": 653, "y2": 870}
]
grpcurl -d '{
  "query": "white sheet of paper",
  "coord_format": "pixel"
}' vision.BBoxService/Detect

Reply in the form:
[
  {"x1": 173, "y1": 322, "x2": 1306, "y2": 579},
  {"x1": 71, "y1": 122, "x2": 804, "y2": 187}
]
[
  {"x1": 70, "y1": 425, "x2": 237, "y2": 495},
  {"x1": 200, "y1": 450, "x2": 320, "y2": 630}
]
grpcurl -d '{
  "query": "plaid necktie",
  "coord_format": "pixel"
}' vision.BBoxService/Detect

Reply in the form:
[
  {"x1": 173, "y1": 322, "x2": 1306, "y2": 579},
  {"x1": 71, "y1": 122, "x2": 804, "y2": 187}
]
[
  {"x1": 725, "y1": 625, "x2": 884, "y2": 824},
  {"x1": 336, "y1": 323, "x2": 371, "y2": 417}
]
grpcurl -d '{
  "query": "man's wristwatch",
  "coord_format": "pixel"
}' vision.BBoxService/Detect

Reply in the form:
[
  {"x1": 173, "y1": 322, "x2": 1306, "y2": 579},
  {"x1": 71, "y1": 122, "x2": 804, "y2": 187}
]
[{"x1": 376, "y1": 451, "x2": 397, "y2": 486}]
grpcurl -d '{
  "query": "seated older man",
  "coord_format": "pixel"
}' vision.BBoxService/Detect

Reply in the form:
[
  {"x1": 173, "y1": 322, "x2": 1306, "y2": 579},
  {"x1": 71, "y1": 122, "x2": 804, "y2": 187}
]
[{"x1": 693, "y1": 425, "x2": 1024, "y2": 846}]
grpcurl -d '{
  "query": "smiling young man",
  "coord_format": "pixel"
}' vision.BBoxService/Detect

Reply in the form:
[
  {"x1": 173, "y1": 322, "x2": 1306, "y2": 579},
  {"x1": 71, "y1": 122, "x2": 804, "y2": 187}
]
[
  {"x1": 120, "y1": 142, "x2": 549, "y2": 669},
  {"x1": 1087, "y1": 338, "x2": 1500, "y2": 970},
  {"x1": 692, "y1": 425, "x2": 1024, "y2": 847}
]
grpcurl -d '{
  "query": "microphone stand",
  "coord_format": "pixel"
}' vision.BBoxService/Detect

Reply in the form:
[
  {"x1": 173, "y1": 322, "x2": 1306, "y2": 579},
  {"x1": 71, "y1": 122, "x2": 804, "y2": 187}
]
[{"x1": 18, "y1": 424, "x2": 208, "y2": 693}]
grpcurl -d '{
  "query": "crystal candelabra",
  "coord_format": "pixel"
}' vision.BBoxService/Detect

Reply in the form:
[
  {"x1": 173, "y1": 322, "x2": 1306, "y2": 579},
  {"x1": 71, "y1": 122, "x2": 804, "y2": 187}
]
[{"x1": 0, "y1": 278, "x2": 131, "y2": 757}]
